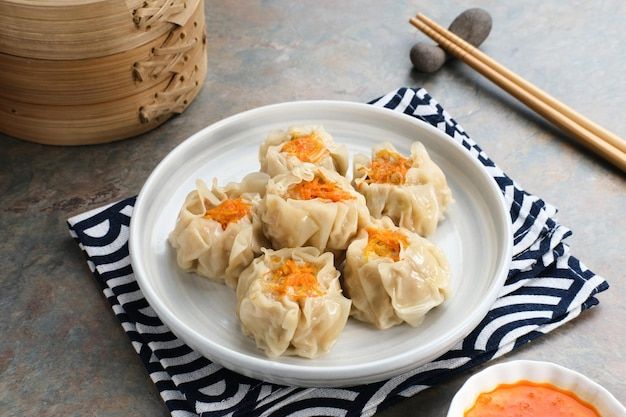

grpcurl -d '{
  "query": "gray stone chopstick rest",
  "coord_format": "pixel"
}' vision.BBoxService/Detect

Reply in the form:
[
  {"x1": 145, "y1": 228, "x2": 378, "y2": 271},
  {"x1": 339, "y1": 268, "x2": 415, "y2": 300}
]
[
  {"x1": 410, "y1": 43, "x2": 447, "y2": 73},
  {"x1": 449, "y1": 7, "x2": 492, "y2": 47},
  {"x1": 410, "y1": 8, "x2": 492, "y2": 73}
]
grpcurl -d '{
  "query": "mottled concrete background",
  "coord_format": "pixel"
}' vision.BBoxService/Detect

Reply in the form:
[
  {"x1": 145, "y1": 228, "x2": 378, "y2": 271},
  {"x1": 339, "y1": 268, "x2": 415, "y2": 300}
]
[{"x1": 1, "y1": 1, "x2": 624, "y2": 416}]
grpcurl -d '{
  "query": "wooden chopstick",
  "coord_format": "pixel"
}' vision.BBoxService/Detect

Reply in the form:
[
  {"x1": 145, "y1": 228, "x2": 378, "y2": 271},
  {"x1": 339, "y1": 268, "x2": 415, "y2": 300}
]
[
  {"x1": 409, "y1": 14, "x2": 626, "y2": 173},
  {"x1": 416, "y1": 14, "x2": 626, "y2": 155}
]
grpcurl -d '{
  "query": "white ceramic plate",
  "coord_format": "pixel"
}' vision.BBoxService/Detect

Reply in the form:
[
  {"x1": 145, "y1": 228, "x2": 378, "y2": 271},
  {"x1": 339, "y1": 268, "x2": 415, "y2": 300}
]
[
  {"x1": 129, "y1": 101, "x2": 512, "y2": 387},
  {"x1": 447, "y1": 360, "x2": 625, "y2": 417}
]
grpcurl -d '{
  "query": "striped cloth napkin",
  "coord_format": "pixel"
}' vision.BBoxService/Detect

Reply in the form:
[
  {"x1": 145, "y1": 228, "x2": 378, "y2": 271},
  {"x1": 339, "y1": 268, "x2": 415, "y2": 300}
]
[{"x1": 67, "y1": 87, "x2": 609, "y2": 417}]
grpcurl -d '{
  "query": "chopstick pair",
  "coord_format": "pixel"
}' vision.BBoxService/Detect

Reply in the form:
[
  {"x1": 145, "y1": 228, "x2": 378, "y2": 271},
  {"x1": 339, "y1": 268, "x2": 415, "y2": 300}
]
[{"x1": 409, "y1": 14, "x2": 626, "y2": 173}]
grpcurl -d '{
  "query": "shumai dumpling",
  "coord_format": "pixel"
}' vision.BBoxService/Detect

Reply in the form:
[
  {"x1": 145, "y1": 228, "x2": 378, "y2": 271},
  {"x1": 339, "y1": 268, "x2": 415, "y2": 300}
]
[
  {"x1": 259, "y1": 125, "x2": 349, "y2": 177},
  {"x1": 237, "y1": 247, "x2": 351, "y2": 358},
  {"x1": 169, "y1": 173, "x2": 269, "y2": 288},
  {"x1": 261, "y1": 165, "x2": 369, "y2": 252},
  {"x1": 353, "y1": 142, "x2": 452, "y2": 237},
  {"x1": 343, "y1": 217, "x2": 450, "y2": 329}
]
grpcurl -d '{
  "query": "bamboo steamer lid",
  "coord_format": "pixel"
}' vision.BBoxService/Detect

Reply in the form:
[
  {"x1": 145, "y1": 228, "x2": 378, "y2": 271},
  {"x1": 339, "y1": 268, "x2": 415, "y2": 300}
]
[{"x1": 0, "y1": 0, "x2": 207, "y2": 145}]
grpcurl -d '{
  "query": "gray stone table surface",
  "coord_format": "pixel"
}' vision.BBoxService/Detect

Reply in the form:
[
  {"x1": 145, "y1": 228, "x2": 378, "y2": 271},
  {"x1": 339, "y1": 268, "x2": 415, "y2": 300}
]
[{"x1": 1, "y1": 1, "x2": 624, "y2": 416}]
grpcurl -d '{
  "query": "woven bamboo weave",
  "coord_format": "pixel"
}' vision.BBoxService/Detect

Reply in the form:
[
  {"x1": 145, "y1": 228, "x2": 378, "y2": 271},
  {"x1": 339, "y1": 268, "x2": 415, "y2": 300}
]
[{"x1": 0, "y1": 0, "x2": 207, "y2": 145}]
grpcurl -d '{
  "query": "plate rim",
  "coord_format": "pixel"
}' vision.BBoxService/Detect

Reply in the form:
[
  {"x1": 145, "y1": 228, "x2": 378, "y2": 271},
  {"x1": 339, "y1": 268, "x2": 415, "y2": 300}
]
[{"x1": 129, "y1": 100, "x2": 513, "y2": 386}]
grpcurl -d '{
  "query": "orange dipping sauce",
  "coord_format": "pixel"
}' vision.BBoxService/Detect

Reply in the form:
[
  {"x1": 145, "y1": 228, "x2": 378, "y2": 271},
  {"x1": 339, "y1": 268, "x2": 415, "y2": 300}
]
[{"x1": 465, "y1": 381, "x2": 601, "y2": 417}]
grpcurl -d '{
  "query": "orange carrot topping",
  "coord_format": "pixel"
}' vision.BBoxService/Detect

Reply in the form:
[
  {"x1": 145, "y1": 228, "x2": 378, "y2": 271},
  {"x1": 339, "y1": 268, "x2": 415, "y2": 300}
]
[
  {"x1": 364, "y1": 227, "x2": 408, "y2": 261},
  {"x1": 367, "y1": 149, "x2": 413, "y2": 185},
  {"x1": 204, "y1": 198, "x2": 251, "y2": 230},
  {"x1": 280, "y1": 133, "x2": 328, "y2": 163},
  {"x1": 267, "y1": 259, "x2": 325, "y2": 301},
  {"x1": 289, "y1": 174, "x2": 354, "y2": 202}
]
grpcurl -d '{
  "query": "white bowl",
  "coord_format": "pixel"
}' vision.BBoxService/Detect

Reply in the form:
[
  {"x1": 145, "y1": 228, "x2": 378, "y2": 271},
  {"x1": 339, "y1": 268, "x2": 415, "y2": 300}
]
[
  {"x1": 447, "y1": 360, "x2": 625, "y2": 417},
  {"x1": 130, "y1": 101, "x2": 513, "y2": 386}
]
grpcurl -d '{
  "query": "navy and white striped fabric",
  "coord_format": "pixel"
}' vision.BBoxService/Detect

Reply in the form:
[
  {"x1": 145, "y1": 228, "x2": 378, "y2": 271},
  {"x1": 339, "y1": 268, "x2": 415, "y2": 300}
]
[{"x1": 68, "y1": 87, "x2": 608, "y2": 417}]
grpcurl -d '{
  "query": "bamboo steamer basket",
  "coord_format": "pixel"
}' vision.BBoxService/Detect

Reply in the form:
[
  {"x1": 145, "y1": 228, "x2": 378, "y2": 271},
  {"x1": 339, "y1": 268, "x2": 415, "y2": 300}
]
[
  {"x1": 0, "y1": 0, "x2": 207, "y2": 145},
  {"x1": 0, "y1": 0, "x2": 202, "y2": 60}
]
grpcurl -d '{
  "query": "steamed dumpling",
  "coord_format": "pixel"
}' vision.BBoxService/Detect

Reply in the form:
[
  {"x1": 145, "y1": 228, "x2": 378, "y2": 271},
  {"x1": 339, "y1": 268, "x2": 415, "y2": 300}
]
[
  {"x1": 259, "y1": 125, "x2": 349, "y2": 177},
  {"x1": 236, "y1": 247, "x2": 351, "y2": 358},
  {"x1": 261, "y1": 165, "x2": 369, "y2": 252},
  {"x1": 343, "y1": 217, "x2": 450, "y2": 329},
  {"x1": 168, "y1": 173, "x2": 269, "y2": 288},
  {"x1": 353, "y1": 142, "x2": 452, "y2": 237}
]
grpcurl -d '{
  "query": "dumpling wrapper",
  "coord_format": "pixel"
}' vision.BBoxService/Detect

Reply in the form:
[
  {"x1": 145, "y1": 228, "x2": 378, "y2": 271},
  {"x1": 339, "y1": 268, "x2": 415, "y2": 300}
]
[
  {"x1": 168, "y1": 173, "x2": 269, "y2": 288},
  {"x1": 343, "y1": 217, "x2": 450, "y2": 329},
  {"x1": 236, "y1": 247, "x2": 351, "y2": 358},
  {"x1": 353, "y1": 142, "x2": 453, "y2": 237},
  {"x1": 259, "y1": 125, "x2": 349, "y2": 177},
  {"x1": 261, "y1": 165, "x2": 369, "y2": 252}
]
